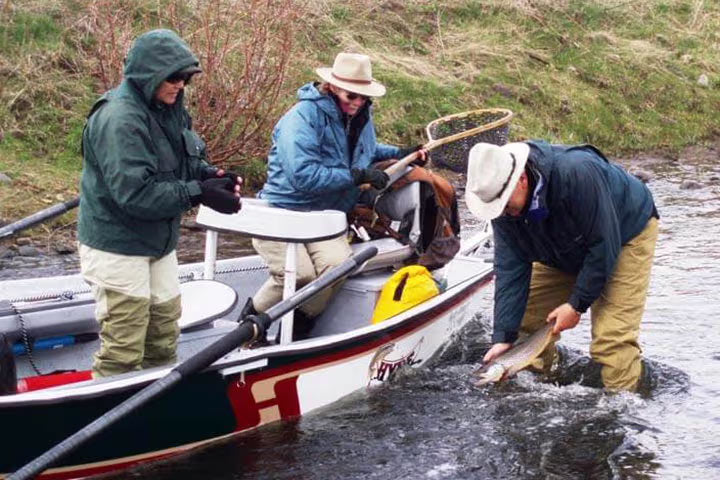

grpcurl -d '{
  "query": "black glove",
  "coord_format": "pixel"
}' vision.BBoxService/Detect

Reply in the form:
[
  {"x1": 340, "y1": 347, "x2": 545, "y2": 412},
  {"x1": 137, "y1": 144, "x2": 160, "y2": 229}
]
[
  {"x1": 219, "y1": 169, "x2": 241, "y2": 185},
  {"x1": 351, "y1": 168, "x2": 389, "y2": 190},
  {"x1": 397, "y1": 144, "x2": 427, "y2": 166},
  {"x1": 197, "y1": 178, "x2": 241, "y2": 214},
  {"x1": 202, "y1": 168, "x2": 242, "y2": 185},
  {"x1": 204, "y1": 177, "x2": 235, "y2": 192},
  {"x1": 201, "y1": 167, "x2": 220, "y2": 181}
]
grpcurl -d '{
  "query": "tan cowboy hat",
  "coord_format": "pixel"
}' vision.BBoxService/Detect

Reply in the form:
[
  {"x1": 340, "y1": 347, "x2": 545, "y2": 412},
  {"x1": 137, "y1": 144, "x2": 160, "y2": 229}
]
[
  {"x1": 316, "y1": 52, "x2": 386, "y2": 97},
  {"x1": 465, "y1": 142, "x2": 530, "y2": 220}
]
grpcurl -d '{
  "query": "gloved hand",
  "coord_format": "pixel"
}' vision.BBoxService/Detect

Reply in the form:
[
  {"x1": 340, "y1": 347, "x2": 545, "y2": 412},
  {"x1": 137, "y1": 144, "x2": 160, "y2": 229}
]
[
  {"x1": 351, "y1": 168, "x2": 389, "y2": 190},
  {"x1": 218, "y1": 169, "x2": 242, "y2": 185},
  {"x1": 203, "y1": 168, "x2": 243, "y2": 187},
  {"x1": 197, "y1": 178, "x2": 241, "y2": 214},
  {"x1": 397, "y1": 144, "x2": 428, "y2": 167}
]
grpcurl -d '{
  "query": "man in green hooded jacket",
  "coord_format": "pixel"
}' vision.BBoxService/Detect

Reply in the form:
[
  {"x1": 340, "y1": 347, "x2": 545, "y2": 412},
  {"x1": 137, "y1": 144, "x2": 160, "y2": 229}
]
[{"x1": 78, "y1": 29, "x2": 242, "y2": 378}]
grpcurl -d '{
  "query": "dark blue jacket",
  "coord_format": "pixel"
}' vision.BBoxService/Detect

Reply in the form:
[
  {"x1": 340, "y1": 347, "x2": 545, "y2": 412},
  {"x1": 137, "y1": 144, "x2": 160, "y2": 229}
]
[{"x1": 491, "y1": 141, "x2": 657, "y2": 343}]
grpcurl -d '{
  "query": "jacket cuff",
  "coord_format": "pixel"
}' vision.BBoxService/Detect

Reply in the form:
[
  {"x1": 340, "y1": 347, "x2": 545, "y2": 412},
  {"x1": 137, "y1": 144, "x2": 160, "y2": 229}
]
[
  {"x1": 201, "y1": 167, "x2": 219, "y2": 181},
  {"x1": 491, "y1": 330, "x2": 518, "y2": 344},
  {"x1": 396, "y1": 147, "x2": 414, "y2": 159},
  {"x1": 187, "y1": 180, "x2": 203, "y2": 206},
  {"x1": 568, "y1": 293, "x2": 590, "y2": 314}
]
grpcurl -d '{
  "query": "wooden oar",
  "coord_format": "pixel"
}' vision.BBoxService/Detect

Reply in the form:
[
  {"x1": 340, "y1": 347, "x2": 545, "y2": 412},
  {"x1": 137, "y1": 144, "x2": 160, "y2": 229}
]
[
  {"x1": 0, "y1": 197, "x2": 79, "y2": 239},
  {"x1": 8, "y1": 245, "x2": 378, "y2": 480}
]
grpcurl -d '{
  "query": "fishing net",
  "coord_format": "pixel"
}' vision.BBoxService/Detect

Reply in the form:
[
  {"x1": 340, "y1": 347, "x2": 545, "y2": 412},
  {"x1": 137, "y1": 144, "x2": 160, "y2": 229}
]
[{"x1": 426, "y1": 108, "x2": 513, "y2": 172}]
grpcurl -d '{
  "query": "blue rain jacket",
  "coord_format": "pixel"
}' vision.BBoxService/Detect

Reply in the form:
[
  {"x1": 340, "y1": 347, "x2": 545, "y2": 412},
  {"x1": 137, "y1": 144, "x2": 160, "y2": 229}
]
[
  {"x1": 258, "y1": 83, "x2": 401, "y2": 212},
  {"x1": 491, "y1": 140, "x2": 657, "y2": 343}
]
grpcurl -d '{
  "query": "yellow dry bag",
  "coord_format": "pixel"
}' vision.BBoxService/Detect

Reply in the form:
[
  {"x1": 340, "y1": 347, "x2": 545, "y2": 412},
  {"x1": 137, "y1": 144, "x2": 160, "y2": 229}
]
[{"x1": 371, "y1": 265, "x2": 440, "y2": 324}]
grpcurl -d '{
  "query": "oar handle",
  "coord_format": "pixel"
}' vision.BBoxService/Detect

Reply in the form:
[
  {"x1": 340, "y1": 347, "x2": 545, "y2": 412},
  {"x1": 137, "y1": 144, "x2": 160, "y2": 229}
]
[
  {"x1": 0, "y1": 197, "x2": 79, "y2": 239},
  {"x1": 8, "y1": 245, "x2": 377, "y2": 480},
  {"x1": 358, "y1": 138, "x2": 447, "y2": 191}
]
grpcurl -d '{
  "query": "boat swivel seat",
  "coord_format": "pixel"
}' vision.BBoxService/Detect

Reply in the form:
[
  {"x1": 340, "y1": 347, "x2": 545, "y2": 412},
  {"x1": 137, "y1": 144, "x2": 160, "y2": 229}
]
[{"x1": 195, "y1": 200, "x2": 348, "y2": 345}]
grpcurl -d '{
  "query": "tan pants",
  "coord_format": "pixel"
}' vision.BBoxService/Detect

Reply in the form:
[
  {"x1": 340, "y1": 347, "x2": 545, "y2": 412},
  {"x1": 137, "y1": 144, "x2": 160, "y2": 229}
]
[
  {"x1": 79, "y1": 245, "x2": 181, "y2": 378},
  {"x1": 251, "y1": 235, "x2": 353, "y2": 317},
  {"x1": 521, "y1": 218, "x2": 658, "y2": 391}
]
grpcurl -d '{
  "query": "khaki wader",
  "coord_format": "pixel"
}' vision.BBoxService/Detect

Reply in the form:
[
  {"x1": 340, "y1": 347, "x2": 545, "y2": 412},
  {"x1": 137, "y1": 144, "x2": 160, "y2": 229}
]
[
  {"x1": 80, "y1": 245, "x2": 181, "y2": 378},
  {"x1": 521, "y1": 217, "x2": 658, "y2": 391},
  {"x1": 251, "y1": 235, "x2": 353, "y2": 317}
]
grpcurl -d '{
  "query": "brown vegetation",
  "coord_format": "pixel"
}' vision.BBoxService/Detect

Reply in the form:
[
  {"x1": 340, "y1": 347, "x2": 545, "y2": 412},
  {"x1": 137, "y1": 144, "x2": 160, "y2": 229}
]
[{"x1": 82, "y1": 0, "x2": 303, "y2": 169}]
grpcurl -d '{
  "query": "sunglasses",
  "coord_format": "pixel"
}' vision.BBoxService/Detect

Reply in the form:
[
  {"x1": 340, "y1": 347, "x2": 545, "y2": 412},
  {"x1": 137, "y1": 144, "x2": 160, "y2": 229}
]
[
  {"x1": 343, "y1": 90, "x2": 368, "y2": 102},
  {"x1": 166, "y1": 72, "x2": 193, "y2": 85}
]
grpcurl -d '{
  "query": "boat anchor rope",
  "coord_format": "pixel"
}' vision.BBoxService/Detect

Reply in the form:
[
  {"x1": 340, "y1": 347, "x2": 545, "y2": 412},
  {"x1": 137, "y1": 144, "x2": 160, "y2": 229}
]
[{"x1": 10, "y1": 303, "x2": 42, "y2": 376}]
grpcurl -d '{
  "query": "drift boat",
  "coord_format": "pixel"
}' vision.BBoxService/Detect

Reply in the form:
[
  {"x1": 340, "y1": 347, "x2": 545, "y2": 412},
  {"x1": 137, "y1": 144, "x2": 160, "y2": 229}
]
[{"x1": 0, "y1": 185, "x2": 494, "y2": 479}]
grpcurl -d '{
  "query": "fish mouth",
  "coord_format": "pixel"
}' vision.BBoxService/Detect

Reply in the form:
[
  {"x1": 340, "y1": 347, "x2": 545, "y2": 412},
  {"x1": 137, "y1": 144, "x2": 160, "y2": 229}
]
[{"x1": 472, "y1": 363, "x2": 507, "y2": 386}]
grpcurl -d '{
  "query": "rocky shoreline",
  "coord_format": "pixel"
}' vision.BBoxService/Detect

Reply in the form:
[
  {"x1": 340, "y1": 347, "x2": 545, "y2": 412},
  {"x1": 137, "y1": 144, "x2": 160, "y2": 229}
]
[{"x1": 0, "y1": 222, "x2": 255, "y2": 280}]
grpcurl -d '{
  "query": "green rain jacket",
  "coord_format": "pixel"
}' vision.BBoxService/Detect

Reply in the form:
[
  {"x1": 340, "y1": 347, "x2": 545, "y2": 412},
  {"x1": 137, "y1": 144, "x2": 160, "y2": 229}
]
[{"x1": 78, "y1": 29, "x2": 215, "y2": 257}]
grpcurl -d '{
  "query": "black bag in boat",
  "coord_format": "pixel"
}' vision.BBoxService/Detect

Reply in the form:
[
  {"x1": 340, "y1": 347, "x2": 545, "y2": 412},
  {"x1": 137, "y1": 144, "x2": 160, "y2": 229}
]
[{"x1": 0, "y1": 333, "x2": 17, "y2": 395}]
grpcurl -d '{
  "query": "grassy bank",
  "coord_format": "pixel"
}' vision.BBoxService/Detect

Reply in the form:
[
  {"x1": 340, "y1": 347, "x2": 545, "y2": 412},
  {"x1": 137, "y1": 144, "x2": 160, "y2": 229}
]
[{"x1": 1, "y1": 0, "x2": 719, "y2": 237}]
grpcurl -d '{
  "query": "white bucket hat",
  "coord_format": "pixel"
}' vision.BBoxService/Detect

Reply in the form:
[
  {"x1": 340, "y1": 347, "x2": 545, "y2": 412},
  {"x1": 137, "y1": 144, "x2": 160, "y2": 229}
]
[
  {"x1": 465, "y1": 142, "x2": 530, "y2": 220},
  {"x1": 316, "y1": 52, "x2": 386, "y2": 97}
]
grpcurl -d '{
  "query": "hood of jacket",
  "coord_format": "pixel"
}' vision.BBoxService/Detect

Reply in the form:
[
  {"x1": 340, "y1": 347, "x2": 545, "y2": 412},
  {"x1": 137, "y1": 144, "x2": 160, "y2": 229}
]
[
  {"x1": 296, "y1": 83, "x2": 341, "y2": 120},
  {"x1": 123, "y1": 29, "x2": 200, "y2": 105}
]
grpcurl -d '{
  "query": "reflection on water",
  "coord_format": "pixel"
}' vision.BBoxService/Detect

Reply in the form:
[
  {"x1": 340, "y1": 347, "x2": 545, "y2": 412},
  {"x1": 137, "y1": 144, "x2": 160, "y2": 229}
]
[{"x1": 6, "y1": 145, "x2": 720, "y2": 479}]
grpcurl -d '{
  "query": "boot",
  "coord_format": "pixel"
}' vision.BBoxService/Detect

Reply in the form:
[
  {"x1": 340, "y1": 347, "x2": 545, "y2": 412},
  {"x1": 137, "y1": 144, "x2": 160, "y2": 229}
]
[
  {"x1": 292, "y1": 309, "x2": 317, "y2": 340},
  {"x1": 274, "y1": 309, "x2": 317, "y2": 343}
]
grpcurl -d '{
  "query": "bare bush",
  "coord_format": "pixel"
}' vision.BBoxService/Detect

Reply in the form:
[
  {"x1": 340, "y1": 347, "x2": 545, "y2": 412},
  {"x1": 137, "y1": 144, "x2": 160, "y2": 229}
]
[
  {"x1": 171, "y1": 0, "x2": 301, "y2": 167},
  {"x1": 81, "y1": 0, "x2": 302, "y2": 172},
  {"x1": 83, "y1": 1, "x2": 137, "y2": 91}
]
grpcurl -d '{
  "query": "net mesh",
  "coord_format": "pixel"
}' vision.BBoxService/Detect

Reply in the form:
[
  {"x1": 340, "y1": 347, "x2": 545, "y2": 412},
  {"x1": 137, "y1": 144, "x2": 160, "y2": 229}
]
[{"x1": 427, "y1": 109, "x2": 512, "y2": 172}]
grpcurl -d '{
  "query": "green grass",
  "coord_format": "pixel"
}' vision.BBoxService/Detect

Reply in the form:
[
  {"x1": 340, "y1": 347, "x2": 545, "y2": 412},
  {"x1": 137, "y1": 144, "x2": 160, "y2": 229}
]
[{"x1": 0, "y1": 11, "x2": 62, "y2": 52}]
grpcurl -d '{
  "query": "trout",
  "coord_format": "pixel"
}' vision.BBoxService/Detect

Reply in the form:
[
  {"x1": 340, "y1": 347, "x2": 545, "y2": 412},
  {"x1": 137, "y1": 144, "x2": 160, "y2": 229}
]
[{"x1": 473, "y1": 321, "x2": 556, "y2": 386}]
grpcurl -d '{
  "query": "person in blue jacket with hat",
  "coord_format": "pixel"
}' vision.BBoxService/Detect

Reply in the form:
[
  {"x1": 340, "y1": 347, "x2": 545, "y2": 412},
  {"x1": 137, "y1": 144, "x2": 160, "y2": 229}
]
[
  {"x1": 242, "y1": 52, "x2": 426, "y2": 339},
  {"x1": 465, "y1": 140, "x2": 658, "y2": 391}
]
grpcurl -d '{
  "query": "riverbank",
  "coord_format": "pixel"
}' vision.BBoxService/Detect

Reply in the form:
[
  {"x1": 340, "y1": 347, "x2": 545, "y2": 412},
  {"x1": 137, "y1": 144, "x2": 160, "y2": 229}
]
[
  {"x1": 1, "y1": 0, "x2": 718, "y2": 243},
  {"x1": 2, "y1": 137, "x2": 718, "y2": 278}
]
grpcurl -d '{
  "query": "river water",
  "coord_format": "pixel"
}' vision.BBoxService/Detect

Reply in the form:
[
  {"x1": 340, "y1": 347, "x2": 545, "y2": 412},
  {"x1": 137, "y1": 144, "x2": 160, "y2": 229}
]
[{"x1": 3, "y1": 145, "x2": 719, "y2": 479}]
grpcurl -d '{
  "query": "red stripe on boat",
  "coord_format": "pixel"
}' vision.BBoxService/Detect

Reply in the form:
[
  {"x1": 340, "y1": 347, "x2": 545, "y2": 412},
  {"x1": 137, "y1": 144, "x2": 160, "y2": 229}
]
[{"x1": 17, "y1": 370, "x2": 93, "y2": 393}]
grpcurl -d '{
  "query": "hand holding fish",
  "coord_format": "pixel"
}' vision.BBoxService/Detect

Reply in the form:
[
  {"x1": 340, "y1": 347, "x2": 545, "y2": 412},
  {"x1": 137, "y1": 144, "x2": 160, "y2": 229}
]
[
  {"x1": 472, "y1": 322, "x2": 556, "y2": 386},
  {"x1": 546, "y1": 303, "x2": 580, "y2": 334},
  {"x1": 483, "y1": 342, "x2": 512, "y2": 363}
]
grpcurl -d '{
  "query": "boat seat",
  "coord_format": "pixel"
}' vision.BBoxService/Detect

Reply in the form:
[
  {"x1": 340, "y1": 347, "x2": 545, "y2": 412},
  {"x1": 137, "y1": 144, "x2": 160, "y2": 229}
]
[
  {"x1": 178, "y1": 280, "x2": 238, "y2": 331},
  {"x1": 195, "y1": 199, "x2": 347, "y2": 242},
  {"x1": 0, "y1": 280, "x2": 237, "y2": 344},
  {"x1": 194, "y1": 193, "x2": 419, "y2": 343},
  {"x1": 195, "y1": 200, "x2": 349, "y2": 344},
  {"x1": 348, "y1": 180, "x2": 421, "y2": 274}
]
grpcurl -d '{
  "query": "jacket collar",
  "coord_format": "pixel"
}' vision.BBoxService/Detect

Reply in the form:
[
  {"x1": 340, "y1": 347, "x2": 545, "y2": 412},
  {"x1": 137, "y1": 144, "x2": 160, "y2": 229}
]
[{"x1": 524, "y1": 143, "x2": 551, "y2": 222}]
